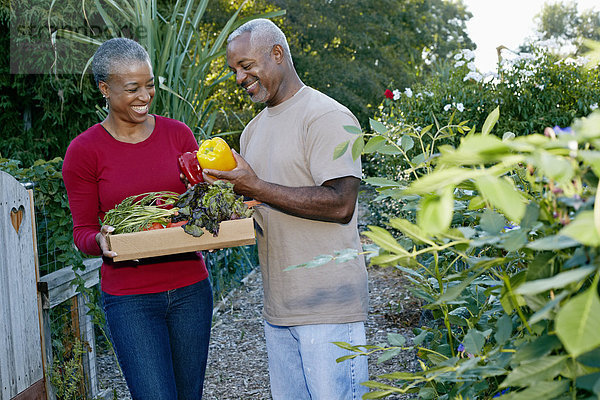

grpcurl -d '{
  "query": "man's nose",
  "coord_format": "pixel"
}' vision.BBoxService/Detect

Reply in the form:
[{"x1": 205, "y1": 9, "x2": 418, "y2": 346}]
[{"x1": 236, "y1": 70, "x2": 246, "y2": 86}]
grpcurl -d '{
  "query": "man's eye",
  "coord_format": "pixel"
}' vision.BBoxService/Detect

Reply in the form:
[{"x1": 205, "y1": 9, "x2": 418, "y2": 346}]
[
  {"x1": 127, "y1": 88, "x2": 137, "y2": 93},
  {"x1": 242, "y1": 64, "x2": 252, "y2": 70}
]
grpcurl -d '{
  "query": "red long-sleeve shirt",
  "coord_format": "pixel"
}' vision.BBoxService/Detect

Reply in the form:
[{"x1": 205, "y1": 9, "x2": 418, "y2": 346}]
[{"x1": 62, "y1": 115, "x2": 208, "y2": 295}]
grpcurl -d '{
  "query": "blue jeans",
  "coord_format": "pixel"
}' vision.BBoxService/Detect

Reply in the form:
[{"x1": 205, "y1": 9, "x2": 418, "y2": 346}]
[
  {"x1": 102, "y1": 279, "x2": 213, "y2": 400},
  {"x1": 264, "y1": 321, "x2": 369, "y2": 400}
]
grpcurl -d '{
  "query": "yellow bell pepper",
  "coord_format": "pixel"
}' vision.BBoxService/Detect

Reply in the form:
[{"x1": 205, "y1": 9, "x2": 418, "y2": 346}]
[{"x1": 196, "y1": 137, "x2": 237, "y2": 171}]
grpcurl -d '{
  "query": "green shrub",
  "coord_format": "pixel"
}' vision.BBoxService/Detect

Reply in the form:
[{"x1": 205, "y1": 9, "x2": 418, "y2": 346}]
[
  {"x1": 364, "y1": 46, "x2": 600, "y2": 227},
  {"x1": 341, "y1": 108, "x2": 600, "y2": 399}
]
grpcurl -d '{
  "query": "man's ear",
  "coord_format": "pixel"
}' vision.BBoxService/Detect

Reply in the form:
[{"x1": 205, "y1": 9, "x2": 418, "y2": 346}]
[{"x1": 271, "y1": 44, "x2": 285, "y2": 64}]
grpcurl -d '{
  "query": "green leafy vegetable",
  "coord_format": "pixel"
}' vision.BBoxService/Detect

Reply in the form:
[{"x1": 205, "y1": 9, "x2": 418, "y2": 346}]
[{"x1": 173, "y1": 181, "x2": 253, "y2": 237}]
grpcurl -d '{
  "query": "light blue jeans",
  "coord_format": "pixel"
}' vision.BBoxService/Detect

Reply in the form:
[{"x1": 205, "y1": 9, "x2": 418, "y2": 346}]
[{"x1": 263, "y1": 320, "x2": 369, "y2": 400}]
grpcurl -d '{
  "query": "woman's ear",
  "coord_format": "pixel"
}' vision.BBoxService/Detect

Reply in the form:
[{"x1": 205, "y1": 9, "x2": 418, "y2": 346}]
[{"x1": 98, "y1": 81, "x2": 109, "y2": 98}]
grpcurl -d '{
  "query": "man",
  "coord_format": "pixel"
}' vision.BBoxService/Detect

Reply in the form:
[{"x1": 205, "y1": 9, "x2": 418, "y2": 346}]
[{"x1": 203, "y1": 18, "x2": 369, "y2": 399}]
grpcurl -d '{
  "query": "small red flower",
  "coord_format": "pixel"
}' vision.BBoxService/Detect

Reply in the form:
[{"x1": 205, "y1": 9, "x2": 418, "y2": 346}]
[{"x1": 384, "y1": 89, "x2": 393, "y2": 99}]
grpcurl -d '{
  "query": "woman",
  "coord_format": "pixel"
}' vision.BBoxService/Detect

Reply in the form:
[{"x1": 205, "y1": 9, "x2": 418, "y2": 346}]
[{"x1": 62, "y1": 37, "x2": 212, "y2": 400}]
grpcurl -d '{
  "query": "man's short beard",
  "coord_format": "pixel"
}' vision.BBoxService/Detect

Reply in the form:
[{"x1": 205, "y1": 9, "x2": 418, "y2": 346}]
[{"x1": 250, "y1": 81, "x2": 269, "y2": 103}]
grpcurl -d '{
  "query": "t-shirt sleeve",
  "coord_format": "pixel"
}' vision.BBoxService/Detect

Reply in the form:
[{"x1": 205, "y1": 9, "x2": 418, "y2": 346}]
[
  {"x1": 62, "y1": 138, "x2": 103, "y2": 256},
  {"x1": 177, "y1": 121, "x2": 199, "y2": 153},
  {"x1": 305, "y1": 110, "x2": 362, "y2": 186}
]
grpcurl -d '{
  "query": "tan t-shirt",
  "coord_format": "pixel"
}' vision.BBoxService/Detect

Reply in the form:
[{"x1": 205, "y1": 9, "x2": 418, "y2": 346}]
[{"x1": 240, "y1": 86, "x2": 368, "y2": 326}]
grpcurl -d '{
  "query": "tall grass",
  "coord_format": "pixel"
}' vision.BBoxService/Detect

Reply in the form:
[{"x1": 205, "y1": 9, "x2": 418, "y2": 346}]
[{"x1": 51, "y1": 0, "x2": 284, "y2": 139}]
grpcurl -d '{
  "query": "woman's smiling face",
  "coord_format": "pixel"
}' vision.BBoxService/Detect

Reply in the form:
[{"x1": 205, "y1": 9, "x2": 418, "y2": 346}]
[{"x1": 100, "y1": 59, "x2": 155, "y2": 124}]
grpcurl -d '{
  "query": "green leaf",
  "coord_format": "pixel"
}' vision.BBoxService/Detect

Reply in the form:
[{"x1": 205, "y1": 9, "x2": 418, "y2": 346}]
[
  {"x1": 283, "y1": 254, "x2": 334, "y2": 271},
  {"x1": 400, "y1": 135, "x2": 414, "y2": 152},
  {"x1": 439, "y1": 135, "x2": 513, "y2": 165},
  {"x1": 378, "y1": 347, "x2": 401, "y2": 363},
  {"x1": 475, "y1": 174, "x2": 526, "y2": 223},
  {"x1": 560, "y1": 210, "x2": 600, "y2": 246},
  {"x1": 533, "y1": 151, "x2": 574, "y2": 184},
  {"x1": 526, "y1": 235, "x2": 580, "y2": 250},
  {"x1": 500, "y1": 380, "x2": 569, "y2": 399},
  {"x1": 500, "y1": 355, "x2": 568, "y2": 388},
  {"x1": 364, "y1": 136, "x2": 387, "y2": 153},
  {"x1": 370, "y1": 118, "x2": 388, "y2": 135},
  {"x1": 364, "y1": 177, "x2": 402, "y2": 188},
  {"x1": 556, "y1": 284, "x2": 600, "y2": 358},
  {"x1": 387, "y1": 218, "x2": 433, "y2": 245},
  {"x1": 417, "y1": 187, "x2": 453, "y2": 235},
  {"x1": 351, "y1": 136, "x2": 365, "y2": 161},
  {"x1": 333, "y1": 141, "x2": 349, "y2": 160},
  {"x1": 377, "y1": 145, "x2": 402, "y2": 155},
  {"x1": 408, "y1": 167, "x2": 479, "y2": 195},
  {"x1": 387, "y1": 333, "x2": 406, "y2": 347},
  {"x1": 463, "y1": 329, "x2": 486, "y2": 355},
  {"x1": 515, "y1": 266, "x2": 596, "y2": 295},
  {"x1": 411, "y1": 153, "x2": 426, "y2": 166},
  {"x1": 512, "y1": 335, "x2": 562, "y2": 364},
  {"x1": 333, "y1": 248, "x2": 360, "y2": 263},
  {"x1": 436, "y1": 258, "x2": 502, "y2": 304},
  {"x1": 495, "y1": 314, "x2": 512, "y2": 344},
  {"x1": 480, "y1": 209, "x2": 505, "y2": 235},
  {"x1": 363, "y1": 226, "x2": 410, "y2": 256},
  {"x1": 577, "y1": 347, "x2": 600, "y2": 368},
  {"x1": 500, "y1": 229, "x2": 528, "y2": 252},
  {"x1": 520, "y1": 203, "x2": 540, "y2": 230},
  {"x1": 528, "y1": 291, "x2": 569, "y2": 324},
  {"x1": 343, "y1": 125, "x2": 362, "y2": 135},
  {"x1": 481, "y1": 106, "x2": 500, "y2": 135}
]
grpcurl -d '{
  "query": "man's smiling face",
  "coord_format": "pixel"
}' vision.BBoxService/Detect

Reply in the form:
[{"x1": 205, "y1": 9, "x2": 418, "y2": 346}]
[{"x1": 227, "y1": 32, "x2": 278, "y2": 106}]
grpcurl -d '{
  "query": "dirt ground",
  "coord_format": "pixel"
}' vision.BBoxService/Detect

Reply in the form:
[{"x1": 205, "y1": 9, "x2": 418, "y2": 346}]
[{"x1": 97, "y1": 265, "x2": 421, "y2": 399}]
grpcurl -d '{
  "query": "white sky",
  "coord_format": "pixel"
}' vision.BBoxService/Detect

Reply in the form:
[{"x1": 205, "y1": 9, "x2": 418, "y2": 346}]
[{"x1": 462, "y1": 0, "x2": 600, "y2": 73}]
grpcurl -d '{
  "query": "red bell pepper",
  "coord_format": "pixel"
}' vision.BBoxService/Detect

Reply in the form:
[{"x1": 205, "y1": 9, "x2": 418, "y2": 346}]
[{"x1": 178, "y1": 151, "x2": 204, "y2": 186}]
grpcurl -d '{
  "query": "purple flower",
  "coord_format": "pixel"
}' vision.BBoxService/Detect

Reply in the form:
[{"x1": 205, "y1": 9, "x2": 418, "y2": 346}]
[
  {"x1": 457, "y1": 343, "x2": 465, "y2": 352},
  {"x1": 553, "y1": 125, "x2": 573, "y2": 136}
]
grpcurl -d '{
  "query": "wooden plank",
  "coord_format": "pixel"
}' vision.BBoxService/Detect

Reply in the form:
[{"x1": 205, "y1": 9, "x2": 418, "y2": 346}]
[
  {"x1": 29, "y1": 189, "x2": 51, "y2": 400},
  {"x1": 77, "y1": 293, "x2": 99, "y2": 397},
  {"x1": 38, "y1": 258, "x2": 102, "y2": 309},
  {"x1": 0, "y1": 172, "x2": 43, "y2": 398},
  {"x1": 10, "y1": 378, "x2": 46, "y2": 400}
]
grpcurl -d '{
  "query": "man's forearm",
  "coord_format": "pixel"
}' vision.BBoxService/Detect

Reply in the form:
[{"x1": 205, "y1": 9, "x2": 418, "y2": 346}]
[{"x1": 248, "y1": 176, "x2": 360, "y2": 224}]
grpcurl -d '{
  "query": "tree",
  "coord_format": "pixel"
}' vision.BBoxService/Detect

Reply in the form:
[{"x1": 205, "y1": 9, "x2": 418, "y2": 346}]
[
  {"x1": 266, "y1": 0, "x2": 474, "y2": 128},
  {"x1": 533, "y1": 1, "x2": 600, "y2": 55}
]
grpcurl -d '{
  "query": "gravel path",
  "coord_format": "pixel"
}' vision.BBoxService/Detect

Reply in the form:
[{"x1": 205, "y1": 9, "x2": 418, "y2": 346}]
[{"x1": 97, "y1": 265, "x2": 421, "y2": 399}]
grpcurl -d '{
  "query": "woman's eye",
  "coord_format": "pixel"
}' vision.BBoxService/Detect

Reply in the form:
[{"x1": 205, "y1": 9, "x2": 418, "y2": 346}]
[
  {"x1": 242, "y1": 64, "x2": 252, "y2": 70},
  {"x1": 127, "y1": 88, "x2": 137, "y2": 93}
]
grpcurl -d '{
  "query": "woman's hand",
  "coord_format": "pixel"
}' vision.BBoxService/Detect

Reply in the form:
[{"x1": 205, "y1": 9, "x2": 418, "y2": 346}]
[{"x1": 96, "y1": 225, "x2": 118, "y2": 258}]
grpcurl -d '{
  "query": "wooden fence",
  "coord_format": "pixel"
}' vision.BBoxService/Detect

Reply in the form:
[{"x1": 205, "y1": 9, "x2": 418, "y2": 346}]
[{"x1": 1, "y1": 171, "x2": 110, "y2": 399}]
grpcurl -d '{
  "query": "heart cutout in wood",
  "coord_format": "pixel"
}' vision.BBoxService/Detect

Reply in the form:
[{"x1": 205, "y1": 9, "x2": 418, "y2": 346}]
[{"x1": 10, "y1": 205, "x2": 25, "y2": 234}]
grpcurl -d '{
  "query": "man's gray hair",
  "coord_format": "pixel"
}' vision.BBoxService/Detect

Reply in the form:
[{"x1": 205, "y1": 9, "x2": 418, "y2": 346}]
[
  {"x1": 92, "y1": 38, "x2": 150, "y2": 85},
  {"x1": 227, "y1": 19, "x2": 292, "y2": 62}
]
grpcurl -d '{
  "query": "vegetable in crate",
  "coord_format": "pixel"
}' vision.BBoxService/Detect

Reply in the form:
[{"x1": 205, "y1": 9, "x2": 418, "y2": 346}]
[
  {"x1": 196, "y1": 137, "x2": 236, "y2": 171},
  {"x1": 178, "y1": 151, "x2": 204, "y2": 185},
  {"x1": 102, "y1": 192, "x2": 179, "y2": 234},
  {"x1": 172, "y1": 180, "x2": 253, "y2": 237}
]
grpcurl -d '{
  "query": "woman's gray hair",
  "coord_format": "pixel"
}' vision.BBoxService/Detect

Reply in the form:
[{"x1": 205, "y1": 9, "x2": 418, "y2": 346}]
[
  {"x1": 227, "y1": 19, "x2": 292, "y2": 62},
  {"x1": 92, "y1": 38, "x2": 150, "y2": 85}
]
